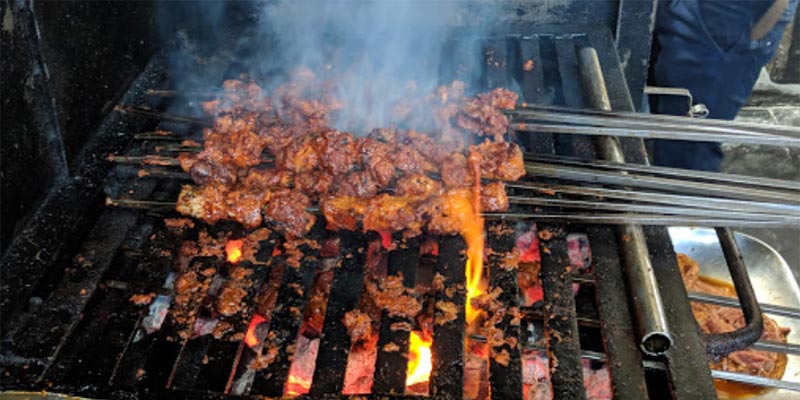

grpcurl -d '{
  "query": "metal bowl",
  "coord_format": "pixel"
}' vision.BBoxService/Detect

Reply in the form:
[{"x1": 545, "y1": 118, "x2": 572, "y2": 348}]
[{"x1": 668, "y1": 227, "x2": 800, "y2": 399}]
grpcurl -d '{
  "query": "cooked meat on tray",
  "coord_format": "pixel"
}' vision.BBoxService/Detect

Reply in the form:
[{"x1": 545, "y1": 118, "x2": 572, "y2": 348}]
[
  {"x1": 175, "y1": 72, "x2": 524, "y2": 238},
  {"x1": 677, "y1": 254, "x2": 790, "y2": 394}
]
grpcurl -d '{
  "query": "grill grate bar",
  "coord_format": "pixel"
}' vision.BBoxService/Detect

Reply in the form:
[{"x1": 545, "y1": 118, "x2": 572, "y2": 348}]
[
  {"x1": 309, "y1": 232, "x2": 370, "y2": 395},
  {"x1": 10, "y1": 209, "x2": 140, "y2": 373},
  {"x1": 42, "y1": 214, "x2": 157, "y2": 387},
  {"x1": 429, "y1": 235, "x2": 467, "y2": 399},
  {"x1": 585, "y1": 226, "x2": 650, "y2": 400},
  {"x1": 249, "y1": 236, "x2": 322, "y2": 396},
  {"x1": 518, "y1": 36, "x2": 554, "y2": 154},
  {"x1": 483, "y1": 38, "x2": 510, "y2": 90},
  {"x1": 486, "y1": 222, "x2": 524, "y2": 399},
  {"x1": 191, "y1": 235, "x2": 280, "y2": 393},
  {"x1": 539, "y1": 223, "x2": 587, "y2": 400},
  {"x1": 372, "y1": 237, "x2": 421, "y2": 395}
]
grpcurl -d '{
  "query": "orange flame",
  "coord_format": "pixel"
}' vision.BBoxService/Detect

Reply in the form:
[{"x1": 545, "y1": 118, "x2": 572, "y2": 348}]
[
  {"x1": 244, "y1": 313, "x2": 266, "y2": 348},
  {"x1": 438, "y1": 190, "x2": 486, "y2": 327},
  {"x1": 465, "y1": 147, "x2": 486, "y2": 327},
  {"x1": 285, "y1": 374, "x2": 312, "y2": 396},
  {"x1": 226, "y1": 239, "x2": 244, "y2": 263},
  {"x1": 406, "y1": 330, "x2": 433, "y2": 389}
]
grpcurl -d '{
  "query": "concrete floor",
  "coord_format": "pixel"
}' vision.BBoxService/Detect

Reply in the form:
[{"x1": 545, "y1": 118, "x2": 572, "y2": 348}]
[{"x1": 719, "y1": 70, "x2": 800, "y2": 282}]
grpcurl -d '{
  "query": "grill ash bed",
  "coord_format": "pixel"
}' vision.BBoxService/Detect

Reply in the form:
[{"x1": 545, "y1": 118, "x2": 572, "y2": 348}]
[{"x1": 3, "y1": 19, "x2": 800, "y2": 400}]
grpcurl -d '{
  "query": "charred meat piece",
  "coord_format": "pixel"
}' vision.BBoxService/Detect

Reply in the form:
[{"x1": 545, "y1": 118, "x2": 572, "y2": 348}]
[
  {"x1": 294, "y1": 170, "x2": 334, "y2": 201},
  {"x1": 312, "y1": 130, "x2": 358, "y2": 175},
  {"x1": 474, "y1": 141, "x2": 526, "y2": 181},
  {"x1": 395, "y1": 173, "x2": 442, "y2": 197},
  {"x1": 480, "y1": 181, "x2": 509, "y2": 212},
  {"x1": 456, "y1": 88, "x2": 519, "y2": 142},
  {"x1": 276, "y1": 134, "x2": 320, "y2": 174},
  {"x1": 264, "y1": 189, "x2": 316, "y2": 238},
  {"x1": 357, "y1": 137, "x2": 396, "y2": 187},
  {"x1": 439, "y1": 153, "x2": 472, "y2": 188},
  {"x1": 332, "y1": 170, "x2": 379, "y2": 198}
]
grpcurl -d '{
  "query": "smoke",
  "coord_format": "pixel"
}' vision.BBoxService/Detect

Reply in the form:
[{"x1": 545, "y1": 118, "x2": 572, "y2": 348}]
[
  {"x1": 252, "y1": 1, "x2": 493, "y2": 134},
  {"x1": 155, "y1": 1, "x2": 501, "y2": 134}
]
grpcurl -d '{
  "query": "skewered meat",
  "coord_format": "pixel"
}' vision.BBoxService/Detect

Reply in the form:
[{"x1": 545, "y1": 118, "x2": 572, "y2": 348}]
[
  {"x1": 175, "y1": 77, "x2": 524, "y2": 238},
  {"x1": 264, "y1": 189, "x2": 316, "y2": 238}
]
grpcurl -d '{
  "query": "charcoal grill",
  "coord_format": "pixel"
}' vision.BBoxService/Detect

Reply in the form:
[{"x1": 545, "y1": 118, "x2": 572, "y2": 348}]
[{"x1": 2, "y1": 12, "x2": 798, "y2": 400}]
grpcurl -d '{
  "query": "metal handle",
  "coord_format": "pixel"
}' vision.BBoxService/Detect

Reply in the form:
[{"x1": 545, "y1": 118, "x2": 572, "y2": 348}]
[{"x1": 704, "y1": 228, "x2": 765, "y2": 359}]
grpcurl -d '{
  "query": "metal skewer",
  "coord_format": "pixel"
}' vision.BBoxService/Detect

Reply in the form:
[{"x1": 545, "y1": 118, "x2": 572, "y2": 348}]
[
  {"x1": 507, "y1": 197, "x2": 795, "y2": 224},
  {"x1": 114, "y1": 105, "x2": 214, "y2": 127},
  {"x1": 506, "y1": 181, "x2": 800, "y2": 217},
  {"x1": 132, "y1": 130, "x2": 176, "y2": 141},
  {"x1": 145, "y1": 89, "x2": 218, "y2": 98},
  {"x1": 524, "y1": 161, "x2": 800, "y2": 204},
  {"x1": 525, "y1": 153, "x2": 800, "y2": 192},
  {"x1": 508, "y1": 108, "x2": 794, "y2": 139},
  {"x1": 107, "y1": 155, "x2": 182, "y2": 167},
  {"x1": 104, "y1": 195, "x2": 795, "y2": 228},
  {"x1": 572, "y1": 275, "x2": 800, "y2": 320},
  {"x1": 511, "y1": 122, "x2": 800, "y2": 147},
  {"x1": 509, "y1": 103, "x2": 800, "y2": 139}
]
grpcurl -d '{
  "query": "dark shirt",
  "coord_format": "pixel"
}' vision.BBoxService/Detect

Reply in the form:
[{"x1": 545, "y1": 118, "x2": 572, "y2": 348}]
[{"x1": 699, "y1": 0, "x2": 773, "y2": 51}]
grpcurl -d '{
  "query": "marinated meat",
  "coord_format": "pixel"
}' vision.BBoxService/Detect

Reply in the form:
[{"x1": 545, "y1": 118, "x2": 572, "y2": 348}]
[
  {"x1": 395, "y1": 173, "x2": 442, "y2": 197},
  {"x1": 342, "y1": 309, "x2": 374, "y2": 344},
  {"x1": 332, "y1": 170, "x2": 379, "y2": 198},
  {"x1": 456, "y1": 88, "x2": 519, "y2": 142},
  {"x1": 264, "y1": 189, "x2": 316, "y2": 238},
  {"x1": 474, "y1": 141, "x2": 526, "y2": 181},
  {"x1": 175, "y1": 77, "x2": 526, "y2": 238},
  {"x1": 480, "y1": 181, "x2": 509, "y2": 212},
  {"x1": 357, "y1": 137, "x2": 396, "y2": 188},
  {"x1": 677, "y1": 254, "x2": 790, "y2": 381}
]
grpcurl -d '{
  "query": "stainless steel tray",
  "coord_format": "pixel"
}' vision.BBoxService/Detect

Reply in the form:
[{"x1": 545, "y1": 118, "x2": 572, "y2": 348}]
[{"x1": 669, "y1": 227, "x2": 800, "y2": 399}]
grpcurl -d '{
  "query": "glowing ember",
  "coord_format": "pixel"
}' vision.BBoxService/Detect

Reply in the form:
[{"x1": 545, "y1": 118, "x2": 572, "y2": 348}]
[
  {"x1": 226, "y1": 239, "x2": 244, "y2": 263},
  {"x1": 285, "y1": 373, "x2": 312, "y2": 396},
  {"x1": 244, "y1": 313, "x2": 267, "y2": 348},
  {"x1": 405, "y1": 330, "x2": 433, "y2": 389},
  {"x1": 378, "y1": 230, "x2": 392, "y2": 250}
]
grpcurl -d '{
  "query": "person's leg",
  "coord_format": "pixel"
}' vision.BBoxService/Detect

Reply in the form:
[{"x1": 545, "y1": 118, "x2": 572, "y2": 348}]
[{"x1": 650, "y1": 0, "x2": 797, "y2": 171}]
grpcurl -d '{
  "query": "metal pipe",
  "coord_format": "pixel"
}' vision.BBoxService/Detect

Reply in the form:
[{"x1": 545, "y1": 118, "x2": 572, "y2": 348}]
[{"x1": 577, "y1": 46, "x2": 672, "y2": 356}]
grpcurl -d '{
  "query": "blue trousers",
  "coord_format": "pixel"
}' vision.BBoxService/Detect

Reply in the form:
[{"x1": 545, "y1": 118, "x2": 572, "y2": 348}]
[{"x1": 651, "y1": 0, "x2": 798, "y2": 171}]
